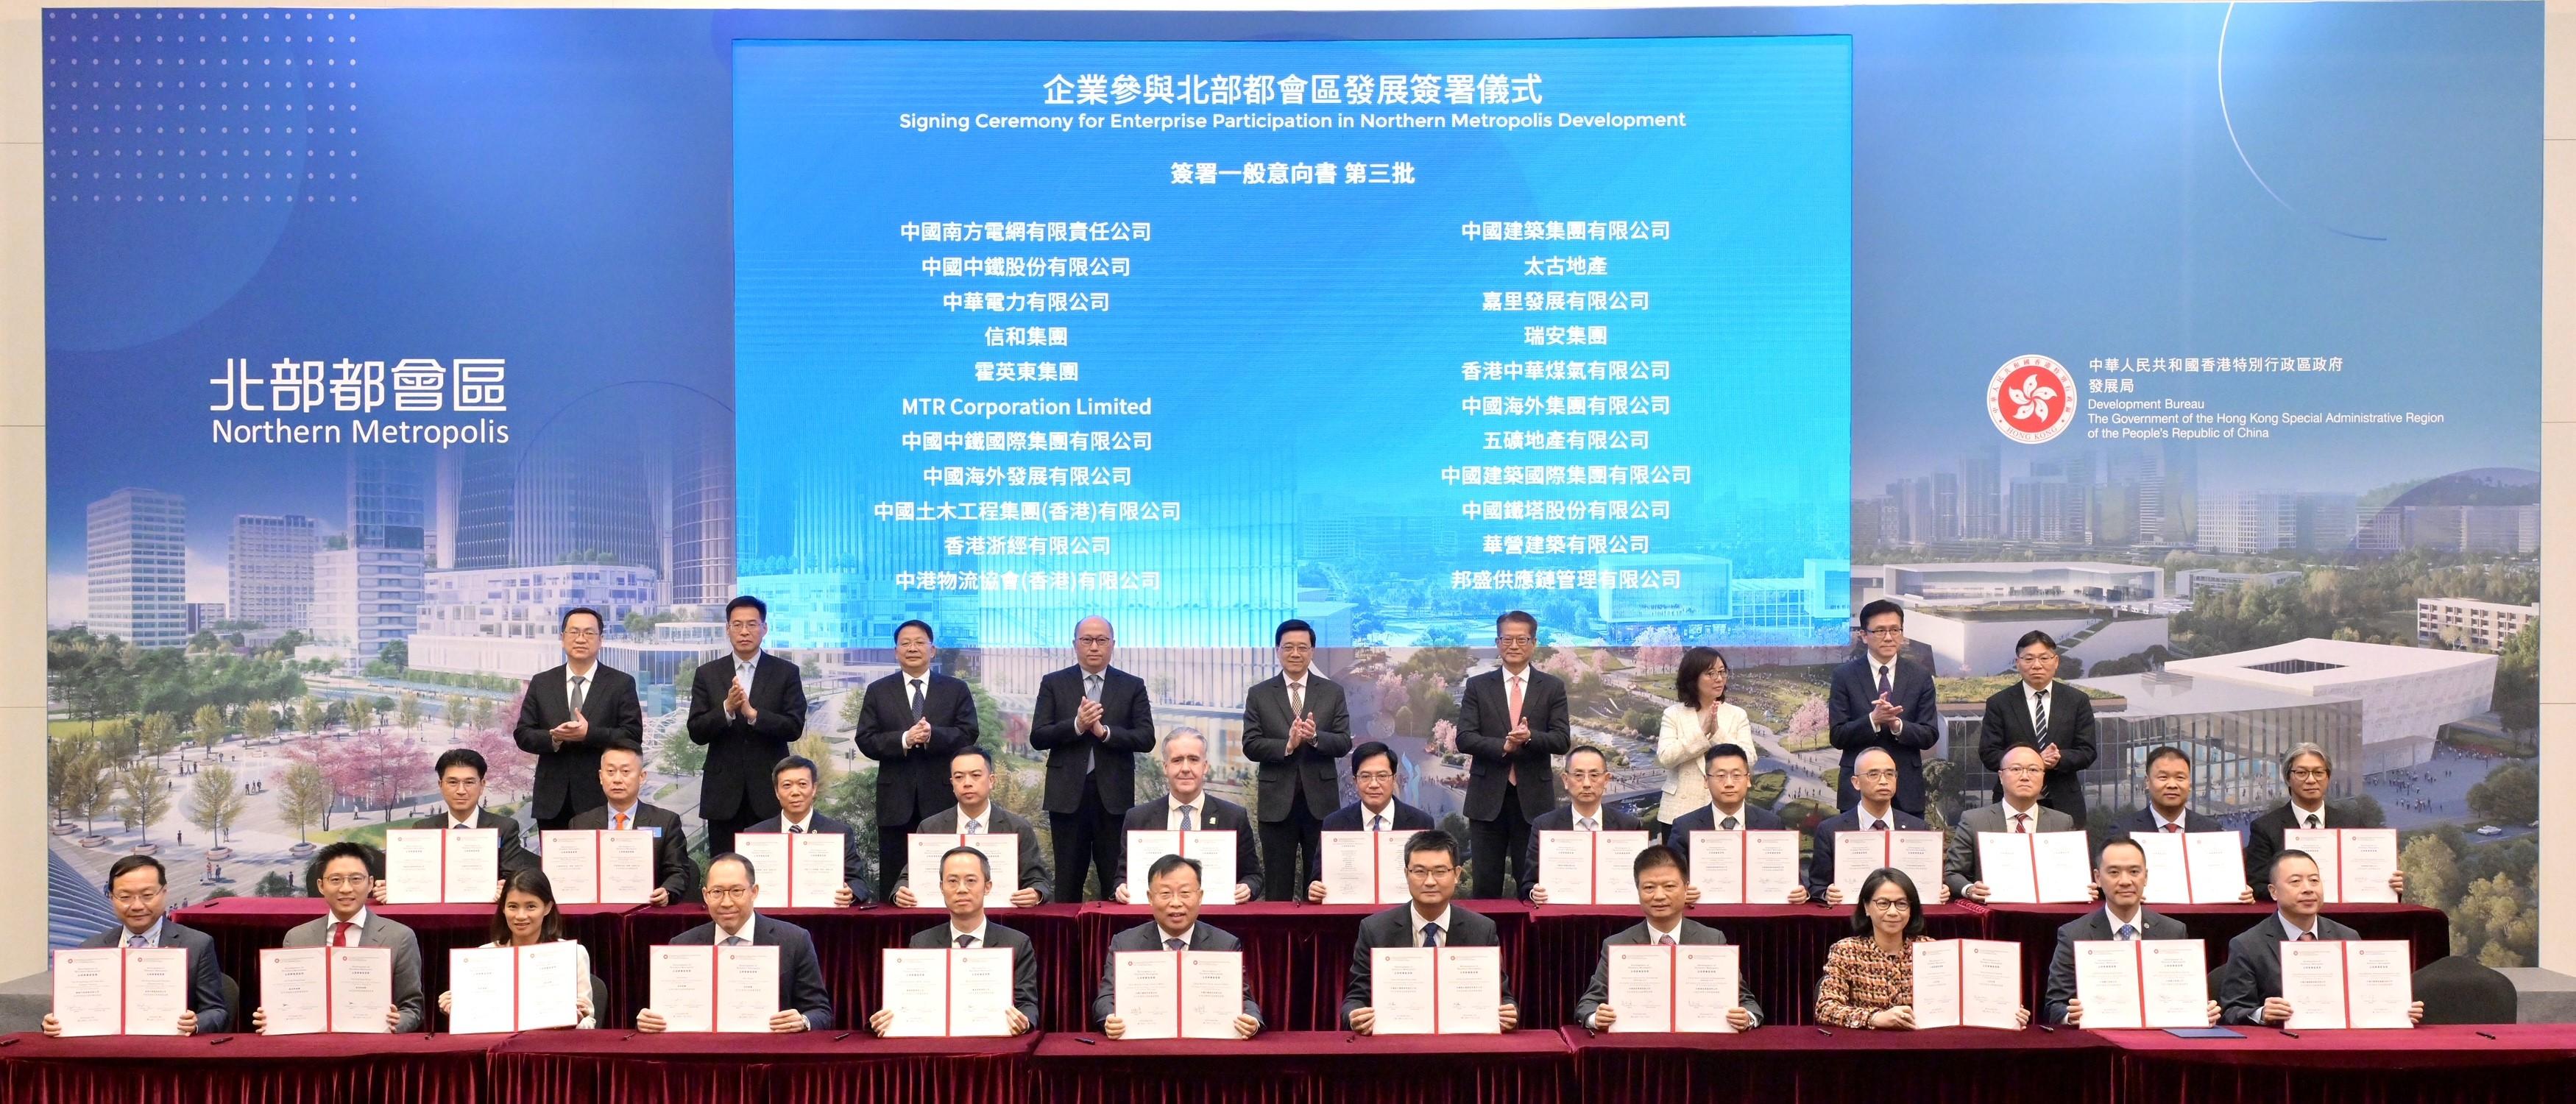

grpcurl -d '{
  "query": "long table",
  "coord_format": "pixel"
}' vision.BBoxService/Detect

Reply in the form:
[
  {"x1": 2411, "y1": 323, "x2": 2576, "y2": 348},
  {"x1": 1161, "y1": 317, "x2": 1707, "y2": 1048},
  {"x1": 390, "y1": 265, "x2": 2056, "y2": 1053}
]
[
  {"x1": 1075, "y1": 901, "x2": 1532, "y2": 1031},
  {"x1": 2105, "y1": 1024, "x2": 2576, "y2": 1104},
  {"x1": 1030, "y1": 1029, "x2": 1569, "y2": 1104},
  {"x1": 0, "y1": 1031, "x2": 495, "y2": 1104},
  {"x1": 1518, "y1": 902, "x2": 1985, "y2": 1027},
  {"x1": 1564, "y1": 1023, "x2": 2117, "y2": 1104},
  {"x1": 174, "y1": 896, "x2": 640, "y2": 1018},
  {"x1": 489, "y1": 1030, "x2": 1038, "y2": 1104},
  {"x1": 615, "y1": 904, "x2": 1086, "y2": 1031},
  {"x1": 1977, "y1": 903, "x2": 2455, "y2": 1012}
]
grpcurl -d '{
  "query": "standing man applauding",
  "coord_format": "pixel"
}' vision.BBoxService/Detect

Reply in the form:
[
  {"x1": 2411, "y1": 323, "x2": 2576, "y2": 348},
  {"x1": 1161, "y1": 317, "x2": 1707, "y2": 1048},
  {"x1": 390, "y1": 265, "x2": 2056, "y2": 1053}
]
[{"x1": 686, "y1": 595, "x2": 810, "y2": 856}]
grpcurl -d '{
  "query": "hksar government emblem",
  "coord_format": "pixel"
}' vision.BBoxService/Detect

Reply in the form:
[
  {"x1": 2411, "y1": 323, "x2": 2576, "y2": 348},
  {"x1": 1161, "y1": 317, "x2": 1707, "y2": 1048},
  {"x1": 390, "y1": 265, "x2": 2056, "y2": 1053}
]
[{"x1": 1986, "y1": 355, "x2": 2077, "y2": 445}]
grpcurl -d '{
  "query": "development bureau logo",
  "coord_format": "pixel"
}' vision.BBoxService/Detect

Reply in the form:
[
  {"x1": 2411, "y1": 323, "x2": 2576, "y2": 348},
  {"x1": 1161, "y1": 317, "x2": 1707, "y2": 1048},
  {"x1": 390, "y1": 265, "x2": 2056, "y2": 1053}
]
[{"x1": 1986, "y1": 355, "x2": 2077, "y2": 445}]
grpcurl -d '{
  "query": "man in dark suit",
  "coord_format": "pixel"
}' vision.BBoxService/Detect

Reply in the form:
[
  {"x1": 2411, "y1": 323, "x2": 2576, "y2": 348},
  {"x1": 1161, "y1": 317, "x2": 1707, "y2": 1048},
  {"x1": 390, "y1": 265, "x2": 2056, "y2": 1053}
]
[
  {"x1": 1304, "y1": 741, "x2": 1434, "y2": 901},
  {"x1": 635, "y1": 852, "x2": 833, "y2": 1033},
  {"x1": 873, "y1": 846, "x2": 1041, "y2": 1034},
  {"x1": 1804, "y1": 748, "x2": 1943, "y2": 904},
  {"x1": 1115, "y1": 729, "x2": 1262, "y2": 902},
  {"x1": 1666, "y1": 743, "x2": 1803, "y2": 905},
  {"x1": 684, "y1": 595, "x2": 810, "y2": 856},
  {"x1": 2220, "y1": 849, "x2": 2424, "y2": 1027},
  {"x1": 894, "y1": 746, "x2": 1052, "y2": 906},
  {"x1": 410, "y1": 747, "x2": 536, "y2": 874},
  {"x1": 566, "y1": 746, "x2": 697, "y2": 904},
  {"x1": 741, "y1": 755, "x2": 871, "y2": 905},
  {"x1": 1342, "y1": 829, "x2": 1518, "y2": 1033},
  {"x1": 42, "y1": 855, "x2": 230, "y2": 1036},
  {"x1": 1521, "y1": 745, "x2": 1646, "y2": 902},
  {"x1": 1242, "y1": 618, "x2": 1354, "y2": 905},
  {"x1": 2042, "y1": 838, "x2": 2215, "y2": 1025},
  {"x1": 1459, "y1": 610, "x2": 1571, "y2": 899},
  {"x1": 511, "y1": 606, "x2": 645, "y2": 831},
  {"x1": 1978, "y1": 630, "x2": 2098, "y2": 827},
  {"x1": 1827, "y1": 599, "x2": 1939, "y2": 817},
  {"x1": 1028, "y1": 615, "x2": 1156, "y2": 901},
  {"x1": 252, "y1": 843, "x2": 426, "y2": 1033},
  {"x1": 853, "y1": 618, "x2": 977, "y2": 896},
  {"x1": 2243, "y1": 743, "x2": 2403, "y2": 902},
  {"x1": 1091, "y1": 854, "x2": 1263, "y2": 1037},
  {"x1": 1573, "y1": 843, "x2": 1763, "y2": 1030},
  {"x1": 2109, "y1": 746, "x2": 2255, "y2": 902}
]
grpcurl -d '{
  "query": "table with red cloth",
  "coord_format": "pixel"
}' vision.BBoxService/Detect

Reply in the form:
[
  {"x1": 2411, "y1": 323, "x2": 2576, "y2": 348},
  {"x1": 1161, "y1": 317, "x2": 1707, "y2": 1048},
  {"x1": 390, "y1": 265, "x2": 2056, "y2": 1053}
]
[
  {"x1": 2105, "y1": 1024, "x2": 2576, "y2": 1104},
  {"x1": 1563, "y1": 1023, "x2": 2116, "y2": 1104},
  {"x1": 1031, "y1": 1029, "x2": 1569, "y2": 1104},
  {"x1": 487, "y1": 1030, "x2": 1036, "y2": 1104},
  {"x1": 1976, "y1": 902, "x2": 2453, "y2": 1012},
  {"x1": 1518, "y1": 902, "x2": 1986, "y2": 1027},
  {"x1": 0, "y1": 1030, "x2": 497, "y2": 1104},
  {"x1": 1075, "y1": 901, "x2": 1532, "y2": 1031},
  {"x1": 615, "y1": 904, "x2": 1085, "y2": 1032},
  {"x1": 173, "y1": 896, "x2": 640, "y2": 1020}
]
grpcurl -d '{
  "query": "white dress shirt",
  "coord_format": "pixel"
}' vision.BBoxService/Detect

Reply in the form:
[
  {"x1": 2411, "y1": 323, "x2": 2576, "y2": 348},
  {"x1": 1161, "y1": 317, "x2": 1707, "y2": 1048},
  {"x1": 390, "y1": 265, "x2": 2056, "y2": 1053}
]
[
  {"x1": 949, "y1": 919, "x2": 992, "y2": 949},
  {"x1": 1410, "y1": 905, "x2": 1454, "y2": 947}
]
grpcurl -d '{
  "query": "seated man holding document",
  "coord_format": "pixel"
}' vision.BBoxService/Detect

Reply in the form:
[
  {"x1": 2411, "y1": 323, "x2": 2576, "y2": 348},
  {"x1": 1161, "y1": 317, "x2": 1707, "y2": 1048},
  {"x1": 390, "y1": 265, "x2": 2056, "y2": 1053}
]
[
  {"x1": 1573, "y1": 844, "x2": 1763, "y2": 1032},
  {"x1": 1945, "y1": 746, "x2": 2090, "y2": 904},
  {"x1": 1665, "y1": 743, "x2": 1802, "y2": 905},
  {"x1": 1305, "y1": 741, "x2": 1433, "y2": 902},
  {"x1": 1521, "y1": 745, "x2": 1646, "y2": 903},
  {"x1": 1116, "y1": 729, "x2": 1262, "y2": 904},
  {"x1": 2219, "y1": 849, "x2": 2424, "y2": 1027},
  {"x1": 43, "y1": 854, "x2": 230, "y2": 1036},
  {"x1": 2108, "y1": 746, "x2": 2254, "y2": 902},
  {"x1": 1805, "y1": 748, "x2": 1943, "y2": 905},
  {"x1": 636, "y1": 852, "x2": 832, "y2": 1033},
  {"x1": 894, "y1": 746, "x2": 1050, "y2": 907},
  {"x1": 739, "y1": 754, "x2": 872, "y2": 906},
  {"x1": 567, "y1": 745, "x2": 698, "y2": 905},
  {"x1": 875, "y1": 846, "x2": 1042, "y2": 1035},
  {"x1": 378, "y1": 749, "x2": 537, "y2": 904},
  {"x1": 1091, "y1": 854, "x2": 1262, "y2": 1038},
  {"x1": 1341, "y1": 829, "x2": 1519, "y2": 1033},
  {"x1": 2243, "y1": 743, "x2": 2405, "y2": 904},
  {"x1": 2040, "y1": 838, "x2": 2215, "y2": 1027},
  {"x1": 253, "y1": 842, "x2": 427, "y2": 1033},
  {"x1": 438, "y1": 869, "x2": 595, "y2": 1029}
]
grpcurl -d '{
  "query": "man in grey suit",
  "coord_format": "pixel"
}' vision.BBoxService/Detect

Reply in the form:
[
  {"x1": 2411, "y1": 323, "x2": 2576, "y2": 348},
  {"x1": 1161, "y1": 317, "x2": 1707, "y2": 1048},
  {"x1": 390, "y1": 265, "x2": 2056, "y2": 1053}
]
[
  {"x1": 891, "y1": 746, "x2": 1050, "y2": 907},
  {"x1": 566, "y1": 745, "x2": 698, "y2": 904},
  {"x1": 1114, "y1": 730, "x2": 1262, "y2": 903},
  {"x1": 1341, "y1": 829, "x2": 1519, "y2": 1033},
  {"x1": 1242, "y1": 618, "x2": 1354, "y2": 905},
  {"x1": 1091, "y1": 854, "x2": 1263, "y2": 1038},
  {"x1": 1945, "y1": 745, "x2": 2090, "y2": 903},
  {"x1": 2041, "y1": 838, "x2": 2217, "y2": 1026},
  {"x1": 2219, "y1": 849, "x2": 2425, "y2": 1027},
  {"x1": 253, "y1": 843, "x2": 426, "y2": 1033},
  {"x1": 1573, "y1": 843, "x2": 1762, "y2": 1030},
  {"x1": 874, "y1": 846, "x2": 1041, "y2": 1034},
  {"x1": 43, "y1": 855, "x2": 230, "y2": 1036},
  {"x1": 635, "y1": 852, "x2": 834, "y2": 1032}
]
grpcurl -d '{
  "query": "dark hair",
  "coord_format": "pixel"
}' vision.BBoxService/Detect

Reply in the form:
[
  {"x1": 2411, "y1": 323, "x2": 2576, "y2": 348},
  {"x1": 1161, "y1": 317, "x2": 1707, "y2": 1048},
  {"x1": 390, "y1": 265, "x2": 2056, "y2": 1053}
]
[
  {"x1": 1857, "y1": 599, "x2": 1906, "y2": 628},
  {"x1": 726, "y1": 595, "x2": 769, "y2": 622},
  {"x1": 950, "y1": 745, "x2": 994, "y2": 771},
  {"x1": 2143, "y1": 746, "x2": 2193, "y2": 774},
  {"x1": 2015, "y1": 630, "x2": 2059, "y2": 654},
  {"x1": 1274, "y1": 618, "x2": 1316, "y2": 646},
  {"x1": 1704, "y1": 742, "x2": 1752, "y2": 768},
  {"x1": 1349, "y1": 740, "x2": 1399, "y2": 778},
  {"x1": 1631, "y1": 843, "x2": 1685, "y2": 882},
  {"x1": 1674, "y1": 646, "x2": 1729, "y2": 708},
  {"x1": 1851, "y1": 867, "x2": 1925, "y2": 938},
  {"x1": 707, "y1": 851, "x2": 756, "y2": 885},
  {"x1": 434, "y1": 749, "x2": 488, "y2": 779},
  {"x1": 1147, "y1": 853, "x2": 1203, "y2": 886},
  {"x1": 2095, "y1": 836, "x2": 2146, "y2": 868},
  {"x1": 1496, "y1": 610, "x2": 1538, "y2": 637},
  {"x1": 489, "y1": 869, "x2": 568, "y2": 945},
  {"x1": 1564, "y1": 744, "x2": 1609, "y2": 770},
  {"x1": 599, "y1": 744, "x2": 643, "y2": 765},
  {"x1": 1403, "y1": 829, "x2": 1461, "y2": 866},
  {"x1": 941, "y1": 844, "x2": 992, "y2": 882},
  {"x1": 105, "y1": 854, "x2": 167, "y2": 892},
  {"x1": 309, "y1": 841, "x2": 383, "y2": 888},
  {"x1": 560, "y1": 606, "x2": 603, "y2": 632},
  {"x1": 896, "y1": 618, "x2": 935, "y2": 643},
  {"x1": 2269, "y1": 848, "x2": 2318, "y2": 887},
  {"x1": 771, "y1": 754, "x2": 819, "y2": 784}
]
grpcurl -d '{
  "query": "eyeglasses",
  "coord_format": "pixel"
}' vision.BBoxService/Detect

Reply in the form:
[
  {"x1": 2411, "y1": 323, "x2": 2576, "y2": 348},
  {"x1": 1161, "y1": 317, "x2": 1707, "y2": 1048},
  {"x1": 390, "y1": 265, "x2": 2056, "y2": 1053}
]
[
  {"x1": 1077, "y1": 634, "x2": 1113, "y2": 645},
  {"x1": 2287, "y1": 768, "x2": 2330, "y2": 780},
  {"x1": 727, "y1": 620, "x2": 764, "y2": 631},
  {"x1": 1497, "y1": 635, "x2": 1535, "y2": 645},
  {"x1": 1867, "y1": 898, "x2": 1912, "y2": 912},
  {"x1": 1863, "y1": 627, "x2": 1905, "y2": 637},
  {"x1": 321, "y1": 874, "x2": 372, "y2": 889},
  {"x1": 2016, "y1": 654, "x2": 2057, "y2": 665},
  {"x1": 1406, "y1": 866, "x2": 1457, "y2": 879},
  {"x1": 1855, "y1": 769, "x2": 1899, "y2": 781},
  {"x1": 562, "y1": 628, "x2": 601, "y2": 640},
  {"x1": 2000, "y1": 765, "x2": 2046, "y2": 776},
  {"x1": 704, "y1": 886, "x2": 753, "y2": 901}
]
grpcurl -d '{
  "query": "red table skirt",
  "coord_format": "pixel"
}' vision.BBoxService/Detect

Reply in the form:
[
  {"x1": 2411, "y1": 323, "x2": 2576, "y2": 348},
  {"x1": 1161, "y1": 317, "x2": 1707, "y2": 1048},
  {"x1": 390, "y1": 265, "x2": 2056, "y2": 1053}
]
[
  {"x1": 174, "y1": 897, "x2": 638, "y2": 1020},
  {"x1": 615, "y1": 904, "x2": 1086, "y2": 1032},
  {"x1": 1977, "y1": 903, "x2": 2452, "y2": 1012},
  {"x1": 1077, "y1": 902, "x2": 1532, "y2": 1032},
  {"x1": 1030, "y1": 1029, "x2": 1568, "y2": 1104},
  {"x1": 1565, "y1": 1023, "x2": 2115, "y2": 1104},
  {"x1": 2106, "y1": 1025, "x2": 2576, "y2": 1104},
  {"x1": 0, "y1": 1032, "x2": 495, "y2": 1104},
  {"x1": 488, "y1": 1030, "x2": 1036, "y2": 1104},
  {"x1": 1519, "y1": 902, "x2": 1984, "y2": 1027}
]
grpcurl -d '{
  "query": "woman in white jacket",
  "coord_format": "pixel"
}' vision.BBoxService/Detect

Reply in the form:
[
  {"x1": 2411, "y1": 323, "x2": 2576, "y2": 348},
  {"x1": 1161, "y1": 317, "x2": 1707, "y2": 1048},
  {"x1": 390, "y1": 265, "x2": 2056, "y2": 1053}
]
[{"x1": 1655, "y1": 646, "x2": 1755, "y2": 832}]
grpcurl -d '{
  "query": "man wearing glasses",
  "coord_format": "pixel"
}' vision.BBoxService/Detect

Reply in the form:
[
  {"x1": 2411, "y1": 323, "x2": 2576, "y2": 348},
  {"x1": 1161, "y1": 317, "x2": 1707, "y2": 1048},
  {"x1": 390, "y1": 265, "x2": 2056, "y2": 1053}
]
[
  {"x1": 1976, "y1": 630, "x2": 2098, "y2": 827},
  {"x1": 1030, "y1": 615, "x2": 1157, "y2": 901},
  {"x1": 2243, "y1": 744, "x2": 2407, "y2": 902},
  {"x1": 1242, "y1": 618, "x2": 1354, "y2": 904},
  {"x1": 1805, "y1": 748, "x2": 1945, "y2": 904},
  {"x1": 512, "y1": 606, "x2": 645, "y2": 831},
  {"x1": 1458, "y1": 610, "x2": 1571, "y2": 899},
  {"x1": 1341, "y1": 829, "x2": 1519, "y2": 1033},
  {"x1": 1946, "y1": 745, "x2": 2088, "y2": 903},
  {"x1": 1827, "y1": 599, "x2": 1939, "y2": 817},
  {"x1": 637, "y1": 852, "x2": 832, "y2": 1033}
]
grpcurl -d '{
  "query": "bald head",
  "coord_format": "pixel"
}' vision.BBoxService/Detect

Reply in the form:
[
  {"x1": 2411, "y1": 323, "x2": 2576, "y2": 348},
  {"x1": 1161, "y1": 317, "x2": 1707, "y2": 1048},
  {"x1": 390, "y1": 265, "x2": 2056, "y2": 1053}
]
[
  {"x1": 1852, "y1": 747, "x2": 1900, "y2": 810},
  {"x1": 1074, "y1": 615, "x2": 1116, "y2": 672}
]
